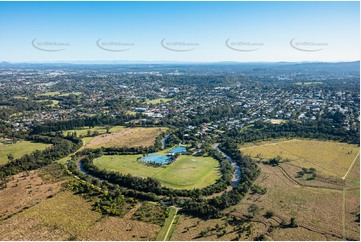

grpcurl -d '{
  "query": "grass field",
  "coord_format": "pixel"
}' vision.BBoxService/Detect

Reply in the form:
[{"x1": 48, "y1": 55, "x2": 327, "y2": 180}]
[
  {"x1": 50, "y1": 100, "x2": 59, "y2": 107},
  {"x1": 0, "y1": 141, "x2": 51, "y2": 165},
  {"x1": 218, "y1": 139, "x2": 360, "y2": 240},
  {"x1": 37, "y1": 91, "x2": 61, "y2": 96},
  {"x1": 85, "y1": 127, "x2": 167, "y2": 149},
  {"x1": 93, "y1": 154, "x2": 220, "y2": 189},
  {"x1": 35, "y1": 99, "x2": 59, "y2": 107},
  {"x1": 144, "y1": 98, "x2": 172, "y2": 105},
  {"x1": 240, "y1": 139, "x2": 360, "y2": 178},
  {"x1": 294, "y1": 81, "x2": 323, "y2": 85},
  {"x1": 94, "y1": 154, "x2": 159, "y2": 177},
  {"x1": 62, "y1": 125, "x2": 124, "y2": 137},
  {"x1": 226, "y1": 160, "x2": 359, "y2": 240},
  {"x1": 126, "y1": 111, "x2": 137, "y2": 116},
  {"x1": 37, "y1": 91, "x2": 82, "y2": 97},
  {"x1": 154, "y1": 155, "x2": 220, "y2": 189},
  {"x1": 59, "y1": 92, "x2": 82, "y2": 97},
  {"x1": 13, "y1": 96, "x2": 28, "y2": 99}
]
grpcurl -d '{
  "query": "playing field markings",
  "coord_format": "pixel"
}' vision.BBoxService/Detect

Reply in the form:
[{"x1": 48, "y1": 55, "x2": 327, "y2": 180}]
[
  {"x1": 151, "y1": 168, "x2": 167, "y2": 178},
  {"x1": 342, "y1": 152, "x2": 360, "y2": 180}
]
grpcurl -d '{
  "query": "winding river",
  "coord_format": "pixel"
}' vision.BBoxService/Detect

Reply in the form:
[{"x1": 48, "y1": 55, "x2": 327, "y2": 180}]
[
  {"x1": 213, "y1": 143, "x2": 241, "y2": 187},
  {"x1": 161, "y1": 135, "x2": 170, "y2": 149}
]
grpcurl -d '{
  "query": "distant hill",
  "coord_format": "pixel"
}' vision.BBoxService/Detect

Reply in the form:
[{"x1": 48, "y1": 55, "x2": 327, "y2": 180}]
[{"x1": 0, "y1": 61, "x2": 359, "y2": 76}]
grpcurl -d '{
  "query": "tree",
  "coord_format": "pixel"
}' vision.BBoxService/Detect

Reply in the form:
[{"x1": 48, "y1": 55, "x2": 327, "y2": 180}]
[
  {"x1": 7, "y1": 154, "x2": 14, "y2": 162},
  {"x1": 264, "y1": 210, "x2": 274, "y2": 218},
  {"x1": 269, "y1": 156, "x2": 281, "y2": 166},
  {"x1": 289, "y1": 217, "x2": 298, "y2": 228},
  {"x1": 105, "y1": 126, "x2": 112, "y2": 134},
  {"x1": 302, "y1": 167, "x2": 309, "y2": 173},
  {"x1": 248, "y1": 204, "x2": 260, "y2": 217},
  {"x1": 309, "y1": 167, "x2": 316, "y2": 173}
]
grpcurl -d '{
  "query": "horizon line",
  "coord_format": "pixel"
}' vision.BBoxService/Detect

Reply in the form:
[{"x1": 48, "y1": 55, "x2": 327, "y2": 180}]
[{"x1": 1, "y1": 60, "x2": 360, "y2": 65}]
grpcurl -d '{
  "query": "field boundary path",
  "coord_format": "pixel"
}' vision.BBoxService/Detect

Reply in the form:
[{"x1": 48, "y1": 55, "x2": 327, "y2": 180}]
[
  {"x1": 123, "y1": 202, "x2": 142, "y2": 220},
  {"x1": 342, "y1": 188, "x2": 346, "y2": 240},
  {"x1": 163, "y1": 208, "x2": 178, "y2": 241},
  {"x1": 156, "y1": 207, "x2": 179, "y2": 241},
  {"x1": 342, "y1": 152, "x2": 360, "y2": 180}
]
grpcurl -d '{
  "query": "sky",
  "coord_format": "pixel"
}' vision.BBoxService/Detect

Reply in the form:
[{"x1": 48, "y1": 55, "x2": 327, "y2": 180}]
[{"x1": 0, "y1": 1, "x2": 359, "y2": 63}]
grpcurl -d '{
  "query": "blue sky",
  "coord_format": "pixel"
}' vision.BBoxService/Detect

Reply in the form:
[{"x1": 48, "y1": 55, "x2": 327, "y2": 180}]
[{"x1": 0, "y1": 1, "x2": 359, "y2": 62}]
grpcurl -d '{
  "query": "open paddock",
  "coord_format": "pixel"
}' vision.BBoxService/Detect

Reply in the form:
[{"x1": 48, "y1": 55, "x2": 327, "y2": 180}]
[
  {"x1": 62, "y1": 125, "x2": 124, "y2": 137},
  {"x1": 240, "y1": 139, "x2": 359, "y2": 179},
  {"x1": 0, "y1": 141, "x2": 52, "y2": 165},
  {"x1": 84, "y1": 127, "x2": 167, "y2": 148}
]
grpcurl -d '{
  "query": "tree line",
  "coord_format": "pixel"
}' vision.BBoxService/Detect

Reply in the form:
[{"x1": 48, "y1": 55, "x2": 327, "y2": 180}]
[
  {"x1": 30, "y1": 114, "x2": 132, "y2": 134},
  {"x1": 225, "y1": 120, "x2": 359, "y2": 145}
]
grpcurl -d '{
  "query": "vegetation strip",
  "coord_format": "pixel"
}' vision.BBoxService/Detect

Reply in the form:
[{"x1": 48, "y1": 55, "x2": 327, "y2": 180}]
[{"x1": 156, "y1": 207, "x2": 178, "y2": 241}]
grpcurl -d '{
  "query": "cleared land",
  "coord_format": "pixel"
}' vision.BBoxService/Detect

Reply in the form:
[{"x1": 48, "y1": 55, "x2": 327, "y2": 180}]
[
  {"x1": 59, "y1": 92, "x2": 82, "y2": 97},
  {"x1": 221, "y1": 161, "x2": 359, "y2": 241},
  {"x1": 62, "y1": 125, "x2": 124, "y2": 137},
  {"x1": 49, "y1": 100, "x2": 59, "y2": 107},
  {"x1": 144, "y1": 98, "x2": 172, "y2": 105},
  {"x1": 215, "y1": 139, "x2": 360, "y2": 240},
  {"x1": 270, "y1": 119, "x2": 287, "y2": 125},
  {"x1": 93, "y1": 154, "x2": 220, "y2": 190},
  {"x1": 0, "y1": 164, "x2": 67, "y2": 220},
  {"x1": 0, "y1": 191, "x2": 160, "y2": 240},
  {"x1": 171, "y1": 214, "x2": 242, "y2": 241},
  {"x1": 171, "y1": 139, "x2": 359, "y2": 241},
  {"x1": 37, "y1": 91, "x2": 82, "y2": 97},
  {"x1": 85, "y1": 127, "x2": 167, "y2": 148},
  {"x1": 37, "y1": 91, "x2": 61, "y2": 96},
  {"x1": 0, "y1": 161, "x2": 162, "y2": 241},
  {"x1": 0, "y1": 141, "x2": 51, "y2": 165},
  {"x1": 294, "y1": 81, "x2": 323, "y2": 85},
  {"x1": 240, "y1": 139, "x2": 360, "y2": 179}
]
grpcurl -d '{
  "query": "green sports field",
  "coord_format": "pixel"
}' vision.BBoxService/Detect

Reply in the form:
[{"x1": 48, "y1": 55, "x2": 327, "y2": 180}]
[{"x1": 93, "y1": 154, "x2": 220, "y2": 190}]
